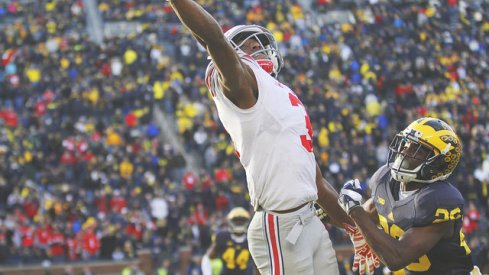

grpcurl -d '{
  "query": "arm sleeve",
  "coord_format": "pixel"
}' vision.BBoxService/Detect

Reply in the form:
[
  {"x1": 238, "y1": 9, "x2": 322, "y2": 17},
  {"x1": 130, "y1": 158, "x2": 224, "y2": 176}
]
[{"x1": 201, "y1": 254, "x2": 213, "y2": 275}]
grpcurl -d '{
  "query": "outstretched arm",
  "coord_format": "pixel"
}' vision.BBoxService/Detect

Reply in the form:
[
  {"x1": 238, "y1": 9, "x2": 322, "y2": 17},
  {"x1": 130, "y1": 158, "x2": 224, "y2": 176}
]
[
  {"x1": 202, "y1": 241, "x2": 218, "y2": 275},
  {"x1": 317, "y1": 168, "x2": 380, "y2": 274},
  {"x1": 206, "y1": 242, "x2": 218, "y2": 259},
  {"x1": 349, "y1": 207, "x2": 453, "y2": 271},
  {"x1": 168, "y1": 0, "x2": 256, "y2": 108},
  {"x1": 339, "y1": 180, "x2": 453, "y2": 271},
  {"x1": 168, "y1": 0, "x2": 220, "y2": 49},
  {"x1": 315, "y1": 163, "x2": 354, "y2": 227}
]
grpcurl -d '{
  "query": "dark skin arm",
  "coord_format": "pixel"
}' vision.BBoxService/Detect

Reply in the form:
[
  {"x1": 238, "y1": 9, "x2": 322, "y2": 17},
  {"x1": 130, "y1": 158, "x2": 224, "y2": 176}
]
[
  {"x1": 168, "y1": 0, "x2": 257, "y2": 108},
  {"x1": 315, "y1": 163, "x2": 354, "y2": 227},
  {"x1": 349, "y1": 201, "x2": 455, "y2": 271},
  {"x1": 362, "y1": 197, "x2": 379, "y2": 224},
  {"x1": 206, "y1": 242, "x2": 218, "y2": 259}
]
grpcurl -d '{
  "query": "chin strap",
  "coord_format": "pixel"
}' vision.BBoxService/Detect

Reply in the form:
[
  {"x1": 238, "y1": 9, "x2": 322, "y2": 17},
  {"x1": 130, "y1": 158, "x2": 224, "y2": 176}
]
[{"x1": 256, "y1": 59, "x2": 274, "y2": 75}]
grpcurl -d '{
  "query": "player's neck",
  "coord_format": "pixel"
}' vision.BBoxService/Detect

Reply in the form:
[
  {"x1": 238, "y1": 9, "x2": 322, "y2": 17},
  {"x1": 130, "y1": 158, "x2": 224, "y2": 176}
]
[
  {"x1": 231, "y1": 234, "x2": 246, "y2": 243},
  {"x1": 401, "y1": 181, "x2": 423, "y2": 191}
]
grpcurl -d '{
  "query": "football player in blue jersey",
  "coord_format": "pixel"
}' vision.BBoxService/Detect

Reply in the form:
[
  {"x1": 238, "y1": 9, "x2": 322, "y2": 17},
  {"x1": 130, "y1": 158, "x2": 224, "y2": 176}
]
[
  {"x1": 339, "y1": 117, "x2": 481, "y2": 275},
  {"x1": 202, "y1": 207, "x2": 257, "y2": 275}
]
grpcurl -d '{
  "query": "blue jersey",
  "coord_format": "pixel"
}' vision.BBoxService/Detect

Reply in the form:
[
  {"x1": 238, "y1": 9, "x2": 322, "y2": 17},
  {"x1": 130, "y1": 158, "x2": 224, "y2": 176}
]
[
  {"x1": 369, "y1": 165, "x2": 473, "y2": 275},
  {"x1": 214, "y1": 231, "x2": 253, "y2": 275}
]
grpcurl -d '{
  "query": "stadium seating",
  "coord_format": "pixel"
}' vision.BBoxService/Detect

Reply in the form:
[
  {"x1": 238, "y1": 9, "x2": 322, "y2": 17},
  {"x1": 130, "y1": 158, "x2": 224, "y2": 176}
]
[{"x1": 0, "y1": 0, "x2": 487, "y2": 273}]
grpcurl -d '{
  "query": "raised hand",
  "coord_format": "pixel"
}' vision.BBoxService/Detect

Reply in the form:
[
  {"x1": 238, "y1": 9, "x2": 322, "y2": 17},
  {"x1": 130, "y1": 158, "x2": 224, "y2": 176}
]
[{"x1": 338, "y1": 179, "x2": 364, "y2": 214}]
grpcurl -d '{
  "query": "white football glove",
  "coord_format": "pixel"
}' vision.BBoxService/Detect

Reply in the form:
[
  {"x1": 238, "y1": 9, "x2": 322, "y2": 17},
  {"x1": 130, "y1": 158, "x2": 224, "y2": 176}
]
[
  {"x1": 338, "y1": 179, "x2": 364, "y2": 214},
  {"x1": 344, "y1": 223, "x2": 380, "y2": 275}
]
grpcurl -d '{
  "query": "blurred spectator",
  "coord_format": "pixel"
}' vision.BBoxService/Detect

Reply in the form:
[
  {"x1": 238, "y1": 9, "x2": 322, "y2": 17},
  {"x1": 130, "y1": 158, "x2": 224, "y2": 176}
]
[
  {"x1": 463, "y1": 200, "x2": 481, "y2": 236},
  {"x1": 122, "y1": 261, "x2": 144, "y2": 275},
  {"x1": 0, "y1": 0, "x2": 487, "y2": 274}
]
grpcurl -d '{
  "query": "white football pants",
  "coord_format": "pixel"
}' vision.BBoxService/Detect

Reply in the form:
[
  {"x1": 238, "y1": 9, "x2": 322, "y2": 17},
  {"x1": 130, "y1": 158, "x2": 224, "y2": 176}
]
[{"x1": 248, "y1": 203, "x2": 340, "y2": 275}]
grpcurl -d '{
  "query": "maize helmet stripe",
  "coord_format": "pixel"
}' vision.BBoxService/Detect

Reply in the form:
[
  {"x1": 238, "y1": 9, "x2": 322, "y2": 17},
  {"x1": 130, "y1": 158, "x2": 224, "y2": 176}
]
[
  {"x1": 388, "y1": 117, "x2": 462, "y2": 183},
  {"x1": 407, "y1": 119, "x2": 460, "y2": 156}
]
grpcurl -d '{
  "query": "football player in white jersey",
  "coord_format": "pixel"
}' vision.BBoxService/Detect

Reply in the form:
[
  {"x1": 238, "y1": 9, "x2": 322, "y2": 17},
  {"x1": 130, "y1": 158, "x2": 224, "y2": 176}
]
[{"x1": 168, "y1": 0, "x2": 379, "y2": 274}]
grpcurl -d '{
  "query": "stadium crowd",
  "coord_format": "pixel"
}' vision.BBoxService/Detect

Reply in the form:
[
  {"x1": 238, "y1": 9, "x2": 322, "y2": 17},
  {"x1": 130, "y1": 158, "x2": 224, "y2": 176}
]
[{"x1": 0, "y1": 0, "x2": 488, "y2": 274}]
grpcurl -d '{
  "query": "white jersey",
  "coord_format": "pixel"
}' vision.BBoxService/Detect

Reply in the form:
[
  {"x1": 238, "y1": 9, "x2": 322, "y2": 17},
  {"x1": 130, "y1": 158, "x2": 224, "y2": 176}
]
[{"x1": 205, "y1": 55, "x2": 317, "y2": 211}]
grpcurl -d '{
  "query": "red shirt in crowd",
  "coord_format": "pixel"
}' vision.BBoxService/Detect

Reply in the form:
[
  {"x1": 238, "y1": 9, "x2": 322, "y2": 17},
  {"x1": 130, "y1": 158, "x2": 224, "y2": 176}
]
[
  {"x1": 49, "y1": 231, "x2": 66, "y2": 257},
  {"x1": 0, "y1": 110, "x2": 18, "y2": 127},
  {"x1": 463, "y1": 208, "x2": 481, "y2": 235},
  {"x1": 182, "y1": 172, "x2": 199, "y2": 190},
  {"x1": 82, "y1": 231, "x2": 100, "y2": 255},
  {"x1": 34, "y1": 225, "x2": 51, "y2": 247},
  {"x1": 110, "y1": 195, "x2": 127, "y2": 214},
  {"x1": 214, "y1": 168, "x2": 232, "y2": 183},
  {"x1": 60, "y1": 151, "x2": 77, "y2": 164},
  {"x1": 215, "y1": 194, "x2": 229, "y2": 211},
  {"x1": 395, "y1": 84, "x2": 414, "y2": 96},
  {"x1": 188, "y1": 204, "x2": 208, "y2": 225},
  {"x1": 20, "y1": 225, "x2": 34, "y2": 247},
  {"x1": 0, "y1": 230, "x2": 6, "y2": 246},
  {"x1": 95, "y1": 194, "x2": 108, "y2": 214},
  {"x1": 126, "y1": 223, "x2": 143, "y2": 241},
  {"x1": 448, "y1": 0, "x2": 457, "y2": 7},
  {"x1": 66, "y1": 236, "x2": 80, "y2": 261},
  {"x1": 23, "y1": 199, "x2": 39, "y2": 218}
]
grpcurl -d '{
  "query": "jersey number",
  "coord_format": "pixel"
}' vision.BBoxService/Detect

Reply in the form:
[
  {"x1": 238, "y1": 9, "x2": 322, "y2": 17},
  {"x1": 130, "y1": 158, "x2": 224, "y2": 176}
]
[
  {"x1": 378, "y1": 214, "x2": 431, "y2": 272},
  {"x1": 222, "y1": 247, "x2": 250, "y2": 270},
  {"x1": 288, "y1": 93, "x2": 313, "y2": 152},
  {"x1": 434, "y1": 208, "x2": 471, "y2": 255}
]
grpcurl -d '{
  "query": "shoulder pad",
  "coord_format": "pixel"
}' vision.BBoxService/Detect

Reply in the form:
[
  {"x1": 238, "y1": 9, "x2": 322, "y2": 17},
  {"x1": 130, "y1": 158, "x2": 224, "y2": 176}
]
[
  {"x1": 215, "y1": 230, "x2": 231, "y2": 246},
  {"x1": 369, "y1": 165, "x2": 390, "y2": 193},
  {"x1": 414, "y1": 182, "x2": 465, "y2": 226},
  {"x1": 205, "y1": 62, "x2": 219, "y2": 97}
]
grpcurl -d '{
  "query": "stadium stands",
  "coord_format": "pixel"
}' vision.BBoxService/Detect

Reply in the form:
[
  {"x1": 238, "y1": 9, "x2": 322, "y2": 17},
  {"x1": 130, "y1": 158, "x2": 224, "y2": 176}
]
[{"x1": 0, "y1": 0, "x2": 488, "y2": 273}]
